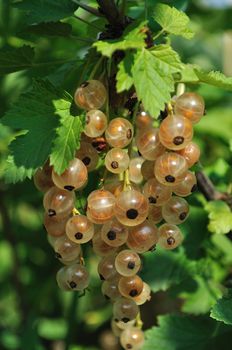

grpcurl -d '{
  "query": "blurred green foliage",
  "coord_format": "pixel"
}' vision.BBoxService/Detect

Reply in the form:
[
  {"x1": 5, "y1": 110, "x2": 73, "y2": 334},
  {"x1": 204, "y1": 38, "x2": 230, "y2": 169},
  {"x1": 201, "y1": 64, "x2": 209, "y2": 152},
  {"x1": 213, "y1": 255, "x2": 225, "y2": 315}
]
[{"x1": 0, "y1": 1, "x2": 232, "y2": 350}]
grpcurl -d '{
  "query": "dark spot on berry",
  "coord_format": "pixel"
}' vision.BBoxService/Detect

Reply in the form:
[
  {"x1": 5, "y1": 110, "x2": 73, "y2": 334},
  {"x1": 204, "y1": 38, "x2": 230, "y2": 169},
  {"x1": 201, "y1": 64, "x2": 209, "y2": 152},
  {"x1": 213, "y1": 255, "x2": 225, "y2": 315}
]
[
  {"x1": 81, "y1": 81, "x2": 89, "y2": 88},
  {"x1": 129, "y1": 289, "x2": 138, "y2": 297},
  {"x1": 149, "y1": 196, "x2": 157, "y2": 204},
  {"x1": 104, "y1": 294, "x2": 110, "y2": 300},
  {"x1": 107, "y1": 230, "x2": 116, "y2": 241},
  {"x1": 165, "y1": 175, "x2": 175, "y2": 183},
  {"x1": 127, "y1": 129, "x2": 132, "y2": 139},
  {"x1": 92, "y1": 137, "x2": 107, "y2": 152},
  {"x1": 55, "y1": 252, "x2": 62, "y2": 259},
  {"x1": 179, "y1": 212, "x2": 187, "y2": 221},
  {"x1": 75, "y1": 232, "x2": 83, "y2": 240},
  {"x1": 126, "y1": 209, "x2": 138, "y2": 219},
  {"x1": 82, "y1": 156, "x2": 91, "y2": 166},
  {"x1": 99, "y1": 274, "x2": 105, "y2": 281},
  {"x1": 126, "y1": 344, "x2": 133, "y2": 350},
  {"x1": 48, "y1": 209, "x2": 56, "y2": 217},
  {"x1": 64, "y1": 185, "x2": 75, "y2": 191},
  {"x1": 122, "y1": 317, "x2": 130, "y2": 323},
  {"x1": 138, "y1": 150, "x2": 142, "y2": 157},
  {"x1": 191, "y1": 184, "x2": 198, "y2": 193},
  {"x1": 173, "y1": 136, "x2": 184, "y2": 145},
  {"x1": 111, "y1": 161, "x2": 119, "y2": 169},
  {"x1": 127, "y1": 261, "x2": 135, "y2": 270},
  {"x1": 114, "y1": 318, "x2": 119, "y2": 323},
  {"x1": 69, "y1": 281, "x2": 77, "y2": 289},
  {"x1": 167, "y1": 237, "x2": 175, "y2": 246}
]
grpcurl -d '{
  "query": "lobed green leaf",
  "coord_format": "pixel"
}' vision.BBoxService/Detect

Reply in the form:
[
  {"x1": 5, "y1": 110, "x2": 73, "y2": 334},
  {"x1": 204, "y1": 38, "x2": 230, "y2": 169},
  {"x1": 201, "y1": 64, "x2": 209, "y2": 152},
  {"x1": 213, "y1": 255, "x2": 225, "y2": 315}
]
[
  {"x1": 94, "y1": 21, "x2": 147, "y2": 57},
  {"x1": 153, "y1": 4, "x2": 194, "y2": 39},
  {"x1": 210, "y1": 290, "x2": 232, "y2": 325},
  {"x1": 0, "y1": 45, "x2": 34, "y2": 75},
  {"x1": 205, "y1": 200, "x2": 232, "y2": 235}
]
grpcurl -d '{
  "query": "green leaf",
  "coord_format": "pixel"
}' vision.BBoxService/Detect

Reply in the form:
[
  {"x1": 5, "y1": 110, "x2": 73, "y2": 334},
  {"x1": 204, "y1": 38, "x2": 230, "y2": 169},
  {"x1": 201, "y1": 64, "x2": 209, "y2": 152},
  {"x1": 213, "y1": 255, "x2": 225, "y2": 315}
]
[
  {"x1": 141, "y1": 248, "x2": 196, "y2": 293},
  {"x1": 1, "y1": 80, "x2": 73, "y2": 177},
  {"x1": 0, "y1": 45, "x2": 34, "y2": 75},
  {"x1": 205, "y1": 201, "x2": 232, "y2": 234},
  {"x1": 14, "y1": 0, "x2": 78, "y2": 24},
  {"x1": 210, "y1": 290, "x2": 232, "y2": 325},
  {"x1": 132, "y1": 48, "x2": 178, "y2": 117},
  {"x1": 93, "y1": 21, "x2": 147, "y2": 58},
  {"x1": 151, "y1": 45, "x2": 183, "y2": 74},
  {"x1": 116, "y1": 52, "x2": 134, "y2": 93},
  {"x1": 181, "y1": 276, "x2": 222, "y2": 315},
  {"x1": 3, "y1": 156, "x2": 35, "y2": 184},
  {"x1": 144, "y1": 314, "x2": 229, "y2": 350},
  {"x1": 153, "y1": 4, "x2": 194, "y2": 39},
  {"x1": 23, "y1": 22, "x2": 72, "y2": 37},
  {"x1": 194, "y1": 70, "x2": 232, "y2": 91},
  {"x1": 50, "y1": 114, "x2": 84, "y2": 174}
]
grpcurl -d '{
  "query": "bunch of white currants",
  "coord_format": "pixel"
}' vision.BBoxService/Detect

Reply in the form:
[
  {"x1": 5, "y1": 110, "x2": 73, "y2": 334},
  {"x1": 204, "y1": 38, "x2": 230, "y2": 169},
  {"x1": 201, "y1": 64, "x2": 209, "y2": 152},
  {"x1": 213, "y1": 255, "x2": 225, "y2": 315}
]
[{"x1": 34, "y1": 79, "x2": 204, "y2": 350}]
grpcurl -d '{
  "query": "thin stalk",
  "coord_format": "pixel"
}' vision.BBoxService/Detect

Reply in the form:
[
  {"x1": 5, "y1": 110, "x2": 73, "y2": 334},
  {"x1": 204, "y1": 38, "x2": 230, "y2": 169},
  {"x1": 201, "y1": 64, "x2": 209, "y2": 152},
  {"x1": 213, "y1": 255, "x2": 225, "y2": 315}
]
[
  {"x1": 89, "y1": 56, "x2": 105, "y2": 80},
  {"x1": 65, "y1": 292, "x2": 79, "y2": 350},
  {"x1": 153, "y1": 29, "x2": 165, "y2": 41},
  {"x1": 72, "y1": 0, "x2": 103, "y2": 16},
  {"x1": 73, "y1": 15, "x2": 102, "y2": 30}
]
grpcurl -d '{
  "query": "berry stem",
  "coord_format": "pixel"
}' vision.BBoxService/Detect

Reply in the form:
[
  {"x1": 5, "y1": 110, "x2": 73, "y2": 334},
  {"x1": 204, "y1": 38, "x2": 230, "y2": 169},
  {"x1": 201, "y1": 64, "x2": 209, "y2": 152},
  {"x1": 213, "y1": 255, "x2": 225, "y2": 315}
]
[
  {"x1": 72, "y1": 0, "x2": 103, "y2": 17},
  {"x1": 89, "y1": 56, "x2": 105, "y2": 80},
  {"x1": 123, "y1": 169, "x2": 131, "y2": 191},
  {"x1": 73, "y1": 15, "x2": 102, "y2": 30}
]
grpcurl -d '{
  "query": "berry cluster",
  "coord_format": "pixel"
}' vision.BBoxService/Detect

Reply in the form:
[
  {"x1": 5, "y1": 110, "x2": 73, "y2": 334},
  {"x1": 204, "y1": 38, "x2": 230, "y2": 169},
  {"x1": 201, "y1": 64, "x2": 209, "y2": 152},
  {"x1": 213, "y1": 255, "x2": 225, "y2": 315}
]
[{"x1": 34, "y1": 79, "x2": 204, "y2": 349}]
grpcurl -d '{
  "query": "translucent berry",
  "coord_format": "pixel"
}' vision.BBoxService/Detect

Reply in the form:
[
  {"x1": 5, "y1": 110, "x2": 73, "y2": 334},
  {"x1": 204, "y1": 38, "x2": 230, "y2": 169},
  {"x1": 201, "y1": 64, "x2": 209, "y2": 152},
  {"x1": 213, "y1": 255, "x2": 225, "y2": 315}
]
[
  {"x1": 141, "y1": 160, "x2": 155, "y2": 181},
  {"x1": 66, "y1": 215, "x2": 94, "y2": 244},
  {"x1": 56, "y1": 267, "x2": 71, "y2": 291},
  {"x1": 65, "y1": 263, "x2": 90, "y2": 291},
  {"x1": 84, "y1": 109, "x2": 108, "y2": 137},
  {"x1": 136, "y1": 128, "x2": 165, "y2": 161},
  {"x1": 114, "y1": 190, "x2": 149, "y2": 227},
  {"x1": 115, "y1": 250, "x2": 141, "y2": 277},
  {"x1": 154, "y1": 152, "x2": 188, "y2": 186},
  {"x1": 44, "y1": 213, "x2": 69, "y2": 237},
  {"x1": 127, "y1": 220, "x2": 159, "y2": 253},
  {"x1": 33, "y1": 161, "x2": 53, "y2": 192},
  {"x1": 111, "y1": 319, "x2": 122, "y2": 337},
  {"x1": 116, "y1": 319, "x2": 136, "y2": 330},
  {"x1": 105, "y1": 181, "x2": 140, "y2": 198},
  {"x1": 75, "y1": 142, "x2": 99, "y2": 172},
  {"x1": 158, "y1": 223, "x2": 183, "y2": 250},
  {"x1": 159, "y1": 115, "x2": 193, "y2": 150},
  {"x1": 74, "y1": 80, "x2": 107, "y2": 110},
  {"x1": 105, "y1": 148, "x2": 130, "y2": 174},
  {"x1": 148, "y1": 205, "x2": 163, "y2": 224},
  {"x1": 129, "y1": 157, "x2": 144, "y2": 184},
  {"x1": 173, "y1": 171, "x2": 197, "y2": 197},
  {"x1": 120, "y1": 327, "x2": 145, "y2": 350},
  {"x1": 98, "y1": 254, "x2": 118, "y2": 281},
  {"x1": 87, "y1": 189, "x2": 115, "y2": 224},
  {"x1": 52, "y1": 158, "x2": 87, "y2": 192},
  {"x1": 101, "y1": 218, "x2": 129, "y2": 247},
  {"x1": 177, "y1": 141, "x2": 200, "y2": 168},
  {"x1": 102, "y1": 276, "x2": 121, "y2": 301},
  {"x1": 113, "y1": 297, "x2": 139, "y2": 323},
  {"x1": 54, "y1": 235, "x2": 81, "y2": 263},
  {"x1": 133, "y1": 282, "x2": 151, "y2": 306},
  {"x1": 143, "y1": 178, "x2": 172, "y2": 206},
  {"x1": 92, "y1": 230, "x2": 118, "y2": 257},
  {"x1": 175, "y1": 92, "x2": 205, "y2": 124},
  {"x1": 135, "y1": 111, "x2": 152, "y2": 130},
  {"x1": 162, "y1": 196, "x2": 189, "y2": 225},
  {"x1": 43, "y1": 186, "x2": 75, "y2": 218},
  {"x1": 105, "y1": 118, "x2": 134, "y2": 148},
  {"x1": 118, "y1": 275, "x2": 143, "y2": 299}
]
